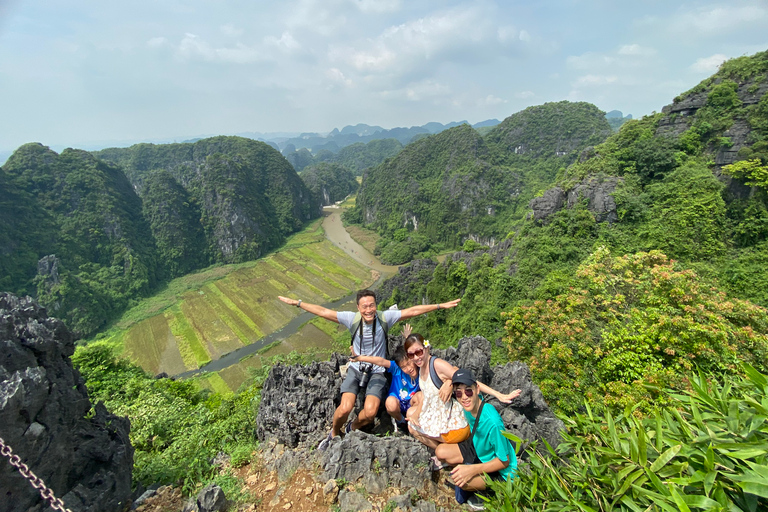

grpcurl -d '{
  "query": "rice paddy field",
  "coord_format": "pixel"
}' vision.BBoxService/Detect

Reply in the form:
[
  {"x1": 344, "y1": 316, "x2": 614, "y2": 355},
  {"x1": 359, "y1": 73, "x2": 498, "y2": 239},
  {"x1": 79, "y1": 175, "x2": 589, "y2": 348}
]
[{"x1": 95, "y1": 219, "x2": 375, "y2": 383}]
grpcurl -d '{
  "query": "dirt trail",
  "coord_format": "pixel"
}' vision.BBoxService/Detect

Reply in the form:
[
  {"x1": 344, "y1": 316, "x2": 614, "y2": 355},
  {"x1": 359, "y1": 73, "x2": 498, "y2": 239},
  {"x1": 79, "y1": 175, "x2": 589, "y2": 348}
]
[{"x1": 320, "y1": 207, "x2": 399, "y2": 274}]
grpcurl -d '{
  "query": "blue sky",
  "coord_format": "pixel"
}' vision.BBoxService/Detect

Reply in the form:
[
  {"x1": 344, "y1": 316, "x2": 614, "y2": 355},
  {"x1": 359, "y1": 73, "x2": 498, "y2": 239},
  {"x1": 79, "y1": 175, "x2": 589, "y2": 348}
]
[{"x1": 1, "y1": 0, "x2": 767, "y2": 153}]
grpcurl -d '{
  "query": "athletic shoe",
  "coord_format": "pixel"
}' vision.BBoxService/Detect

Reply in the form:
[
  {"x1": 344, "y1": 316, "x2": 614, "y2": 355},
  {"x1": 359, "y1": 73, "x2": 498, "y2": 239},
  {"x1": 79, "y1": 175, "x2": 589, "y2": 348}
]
[
  {"x1": 345, "y1": 422, "x2": 353, "y2": 434},
  {"x1": 318, "y1": 432, "x2": 333, "y2": 452},
  {"x1": 391, "y1": 416, "x2": 399, "y2": 433},
  {"x1": 466, "y1": 494, "x2": 486, "y2": 510},
  {"x1": 430, "y1": 455, "x2": 447, "y2": 471}
]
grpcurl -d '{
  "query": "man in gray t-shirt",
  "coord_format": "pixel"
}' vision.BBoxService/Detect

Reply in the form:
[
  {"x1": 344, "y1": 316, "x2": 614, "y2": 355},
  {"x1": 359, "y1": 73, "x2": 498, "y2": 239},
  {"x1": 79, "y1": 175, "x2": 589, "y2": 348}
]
[{"x1": 278, "y1": 289, "x2": 460, "y2": 450}]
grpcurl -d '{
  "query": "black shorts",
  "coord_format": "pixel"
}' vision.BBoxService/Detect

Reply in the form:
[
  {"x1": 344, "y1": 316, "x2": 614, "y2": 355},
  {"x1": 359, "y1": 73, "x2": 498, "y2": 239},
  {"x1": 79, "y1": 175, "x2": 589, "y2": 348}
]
[{"x1": 458, "y1": 437, "x2": 504, "y2": 482}]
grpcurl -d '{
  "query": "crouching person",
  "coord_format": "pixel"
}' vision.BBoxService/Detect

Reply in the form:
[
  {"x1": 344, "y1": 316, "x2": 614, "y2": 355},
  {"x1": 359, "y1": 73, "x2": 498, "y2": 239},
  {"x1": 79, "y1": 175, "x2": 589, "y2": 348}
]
[{"x1": 434, "y1": 368, "x2": 518, "y2": 510}]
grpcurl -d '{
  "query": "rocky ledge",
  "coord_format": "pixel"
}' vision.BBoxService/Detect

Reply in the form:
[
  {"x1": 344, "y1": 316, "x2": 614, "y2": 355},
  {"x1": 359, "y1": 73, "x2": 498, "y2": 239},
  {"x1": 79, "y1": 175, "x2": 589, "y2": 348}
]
[{"x1": 0, "y1": 293, "x2": 133, "y2": 512}]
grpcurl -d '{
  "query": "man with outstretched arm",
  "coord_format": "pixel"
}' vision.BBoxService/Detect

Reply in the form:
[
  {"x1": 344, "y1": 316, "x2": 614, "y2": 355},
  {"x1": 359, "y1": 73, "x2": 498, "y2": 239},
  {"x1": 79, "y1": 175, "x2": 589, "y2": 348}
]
[{"x1": 278, "y1": 290, "x2": 460, "y2": 450}]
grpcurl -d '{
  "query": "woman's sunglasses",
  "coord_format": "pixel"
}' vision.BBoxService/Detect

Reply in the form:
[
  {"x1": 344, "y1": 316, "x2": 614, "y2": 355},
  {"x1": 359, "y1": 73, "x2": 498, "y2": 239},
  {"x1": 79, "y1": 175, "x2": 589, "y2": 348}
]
[
  {"x1": 407, "y1": 348, "x2": 425, "y2": 359},
  {"x1": 454, "y1": 388, "x2": 474, "y2": 399}
]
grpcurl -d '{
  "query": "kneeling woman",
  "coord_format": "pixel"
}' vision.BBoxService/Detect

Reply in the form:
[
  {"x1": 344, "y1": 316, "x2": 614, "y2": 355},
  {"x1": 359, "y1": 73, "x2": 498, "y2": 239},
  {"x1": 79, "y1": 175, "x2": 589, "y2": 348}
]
[{"x1": 435, "y1": 368, "x2": 518, "y2": 502}]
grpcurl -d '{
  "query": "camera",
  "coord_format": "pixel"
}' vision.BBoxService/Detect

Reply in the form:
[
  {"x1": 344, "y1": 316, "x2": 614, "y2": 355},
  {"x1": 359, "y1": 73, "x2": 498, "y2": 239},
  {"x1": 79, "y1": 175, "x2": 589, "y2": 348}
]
[{"x1": 359, "y1": 363, "x2": 372, "y2": 388}]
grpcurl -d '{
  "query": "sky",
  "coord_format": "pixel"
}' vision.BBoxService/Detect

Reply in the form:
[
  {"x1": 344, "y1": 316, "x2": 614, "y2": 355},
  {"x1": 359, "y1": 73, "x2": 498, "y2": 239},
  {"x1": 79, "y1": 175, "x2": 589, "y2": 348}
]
[{"x1": 1, "y1": 0, "x2": 767, "y2": 154}]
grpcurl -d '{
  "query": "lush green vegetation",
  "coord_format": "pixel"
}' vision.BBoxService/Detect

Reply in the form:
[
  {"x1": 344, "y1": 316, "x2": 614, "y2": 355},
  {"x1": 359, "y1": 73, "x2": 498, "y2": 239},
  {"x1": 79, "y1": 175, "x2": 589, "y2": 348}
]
[
  {"x1": 72, "y1": 342, "x2": 264, "y2": 495},
  {"x1": 347, "y1": 102, "x2": 612, "y2": 264},
  {"x1": 1, "y1": 144, "x2": 160, "y2": 335},
  {"x1": 490, "y1": 366, "x2": 768, "y2": 511},
  {"x1": 300, "y1": 162, "x2": 358, "y2": 205},
  {"x1": 503, "y1": 248, "x2": 768, "y2": 414}
]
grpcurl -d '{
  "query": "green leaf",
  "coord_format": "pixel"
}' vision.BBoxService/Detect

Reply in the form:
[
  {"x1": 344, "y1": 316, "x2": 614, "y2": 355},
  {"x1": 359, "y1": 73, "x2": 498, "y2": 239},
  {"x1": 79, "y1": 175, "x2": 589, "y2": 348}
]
[
  {"x1": 681, "y1": 494, "x2": 720, "y2": 509},
  {"x1": 743, "y1": 363, "x2": 768, "y2": 389},
  {"x1": 668, "y1": 484, "x2": 692, "y2": 512},
  {"x1": 704, "y1": 470, "x2": 716, "y2": 496},
  {"x1": 705, "y1": 443, "x2": 715, "y2": 472},
  {"x1": 717, "y1": 447, "x2": 768, "y2": 460},
  {"x1": 650, "y1": 444, "x2": 682, "y2": 472},
  {"x1": 739, "y1": 481, "x2": 768, "y2": 500},
  {"x1": 655, "y1": 412, "x2": 664, "y2": 453}
]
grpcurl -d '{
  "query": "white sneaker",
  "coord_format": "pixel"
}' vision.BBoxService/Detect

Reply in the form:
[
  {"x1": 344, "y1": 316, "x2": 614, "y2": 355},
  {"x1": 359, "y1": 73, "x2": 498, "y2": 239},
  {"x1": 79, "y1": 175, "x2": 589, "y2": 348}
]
[{"x1": 466, "y1": 494, "x2": 485, "y2": 510}]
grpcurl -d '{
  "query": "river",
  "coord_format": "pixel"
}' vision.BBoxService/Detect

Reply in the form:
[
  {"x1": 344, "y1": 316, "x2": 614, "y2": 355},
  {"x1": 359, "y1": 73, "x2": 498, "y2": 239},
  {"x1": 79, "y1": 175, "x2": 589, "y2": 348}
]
[{"x1": 174, "y1": 207, "x2": 399, "y2": 380}]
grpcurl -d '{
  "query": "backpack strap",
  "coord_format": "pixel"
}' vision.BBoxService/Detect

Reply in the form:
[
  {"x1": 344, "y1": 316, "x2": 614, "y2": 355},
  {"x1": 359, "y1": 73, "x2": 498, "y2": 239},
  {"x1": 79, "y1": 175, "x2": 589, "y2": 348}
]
[
  {"x1": 428, "y1": 356, "x2": 443, "y2": 390},
  {"x1": 349, "y1": 311, "x2": 391, "y2": 357},
  {"x1": 471, "y1": 401, "x2": 485, "y2": 438}
]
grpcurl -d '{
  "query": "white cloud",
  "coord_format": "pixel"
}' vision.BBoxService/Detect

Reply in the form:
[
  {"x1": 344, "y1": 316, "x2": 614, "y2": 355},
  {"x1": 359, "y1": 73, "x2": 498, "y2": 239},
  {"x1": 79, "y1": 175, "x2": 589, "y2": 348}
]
[
  {"x1": 380, "y1": 79, "x2": 451, "y2": 102},
  {"x1": 220, "y1": 24, "x2": 243, "y2": 37},
  {"x1": 264, "y1": 31, "x2": 300, "y2": 52},
  {"x1": 618, "y1": 44, "x2": 655, "y2": 56},
  {"x1": 350, "y1": 0, "x2": 401, "y2": 13},
  {"x1": 330, "y1": 4, "x2": 530, "y2": 81},
  {"x1": 518, "y1": 30, "x2": 530, "y2": 42},
  {"x1": 567, "y1": 52, "x2": 615, "y2": 70},
  {"x1": 573, "y1": 75, "x2": 618, "y2": 87},
  {"x1": 326, "y1": 67, "x2": 352, "y2": 87},
  {"x1": 515, "y1": 90, "x2": 535, "y2": 99},
  {"x1": 176, "y1": 33, "x2": 263, "y2": 64},
  {"x1": 477, "y1": 94, "x2": 506, "y2": 106},
  {"x1": 690, "y1": 53, "x2": 727, "y2": 73},
  {"x1": 676, "y1": 5, "x2": 768, "y2": 34},
  {"x1": 146, "y1": 37, "x2": 167, "y2": 48}
]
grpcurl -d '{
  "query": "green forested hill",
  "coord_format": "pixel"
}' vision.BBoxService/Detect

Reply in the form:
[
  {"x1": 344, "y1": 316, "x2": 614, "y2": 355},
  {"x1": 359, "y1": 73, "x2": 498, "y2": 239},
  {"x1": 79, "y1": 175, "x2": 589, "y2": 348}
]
[
  {"x1": 95, "y1": 136, "x2": 319, "y2": 264},
  {"x1": 299, "y1": 162, "x2": 358, "y2": 206},
  {"x1": 378, "y1": 50, "x2": 768, "y2": 414},
  {"x1": 348, "y1": 102, "x2": 612, "y2": 263},
  {"x1": 1, "y1": 143, "x2": 160, "y2": 335},
  {"x1": 285, "y1": 138, "x2": 404, "y2": 175},
  {"x1": 1, "y1": 137, "x2": 319, "y2": 336}
]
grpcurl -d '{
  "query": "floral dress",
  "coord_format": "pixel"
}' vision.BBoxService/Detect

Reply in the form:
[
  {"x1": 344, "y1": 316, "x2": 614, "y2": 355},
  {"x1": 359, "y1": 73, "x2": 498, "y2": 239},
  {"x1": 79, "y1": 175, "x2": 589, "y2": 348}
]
[{"x1": 416, "y1": 365, "x2": 468, "y2": 438}]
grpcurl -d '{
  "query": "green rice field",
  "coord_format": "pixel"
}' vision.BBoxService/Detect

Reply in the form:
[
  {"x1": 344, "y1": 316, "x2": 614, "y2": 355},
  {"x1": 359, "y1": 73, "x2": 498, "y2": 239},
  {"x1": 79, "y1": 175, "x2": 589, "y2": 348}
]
[{"x1": 99, "y1": 219, "x2": 374, "y2": 377}]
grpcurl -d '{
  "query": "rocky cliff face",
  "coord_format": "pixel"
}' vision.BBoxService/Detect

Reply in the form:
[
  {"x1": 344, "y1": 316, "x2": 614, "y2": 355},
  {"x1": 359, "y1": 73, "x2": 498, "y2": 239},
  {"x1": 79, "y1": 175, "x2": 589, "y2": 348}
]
[
  {"x1": 529, "y1": 176, "x2": 621, "y2": 224},
  {"x1": 0, "y1": 293, "x2": 133, "y2": 512}
]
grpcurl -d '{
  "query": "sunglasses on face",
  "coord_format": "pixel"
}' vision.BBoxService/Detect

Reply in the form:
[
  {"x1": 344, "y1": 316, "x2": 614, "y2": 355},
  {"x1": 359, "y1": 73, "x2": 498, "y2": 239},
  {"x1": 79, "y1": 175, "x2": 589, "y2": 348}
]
[
  {"x1": 406, "y1": 347, "x2": 425, "y2": 359},
  {"x1": 454, "y1": 388, "x2": 475, "y2": 399}
]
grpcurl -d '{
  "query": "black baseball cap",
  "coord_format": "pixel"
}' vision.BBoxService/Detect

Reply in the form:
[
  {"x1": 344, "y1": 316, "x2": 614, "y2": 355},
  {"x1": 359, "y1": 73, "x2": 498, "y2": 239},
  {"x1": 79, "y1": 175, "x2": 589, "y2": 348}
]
[{"x1": 452, "y1": 368, "x2": 477, "y2": 387}]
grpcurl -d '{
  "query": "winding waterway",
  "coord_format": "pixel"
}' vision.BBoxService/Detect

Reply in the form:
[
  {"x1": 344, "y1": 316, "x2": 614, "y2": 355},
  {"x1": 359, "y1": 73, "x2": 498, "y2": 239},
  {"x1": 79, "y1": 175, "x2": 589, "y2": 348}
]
[{"x1": 174, "y1": 207, "x2": 399, "y2": 380}]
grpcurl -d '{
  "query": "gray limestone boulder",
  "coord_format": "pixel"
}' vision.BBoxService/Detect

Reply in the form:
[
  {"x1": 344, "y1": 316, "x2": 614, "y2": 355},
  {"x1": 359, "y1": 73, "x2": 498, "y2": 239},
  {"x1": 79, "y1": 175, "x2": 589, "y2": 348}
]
[
  {"x1": 181, "y1": 484, "x2": 227, "y2": 512},
  {"x1": 321, "y1": 430, "x2": 430, "y2": 491},
  {"x1": 256, "y1": 360, "x2": 342, "y2": 447},
  {"x1": 0, "y1": 293, "x2": 133, "y2": 512},
  {"x1": 529, "y1": 187, "x2": 565, "y2": 222}
]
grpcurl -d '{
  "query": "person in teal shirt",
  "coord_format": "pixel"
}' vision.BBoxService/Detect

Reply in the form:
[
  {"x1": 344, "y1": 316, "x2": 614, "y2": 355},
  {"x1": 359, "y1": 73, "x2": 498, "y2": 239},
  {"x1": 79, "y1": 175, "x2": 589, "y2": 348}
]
[{"x1": 434, "y1": 368, "x2": 519, "y2": 509}]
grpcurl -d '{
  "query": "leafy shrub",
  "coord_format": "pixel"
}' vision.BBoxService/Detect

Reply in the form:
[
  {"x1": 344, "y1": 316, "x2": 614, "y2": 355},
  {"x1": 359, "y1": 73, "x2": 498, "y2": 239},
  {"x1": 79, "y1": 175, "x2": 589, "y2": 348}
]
[
  {"x1": 72, "y1": 343, "x2": 258, "y2": 494},
  {"x1": 487, "y1": 366, "x2": 768, "y2": 512},
  {"x1": 503, "y1": 247, "x2": 768, "y2": 414}
]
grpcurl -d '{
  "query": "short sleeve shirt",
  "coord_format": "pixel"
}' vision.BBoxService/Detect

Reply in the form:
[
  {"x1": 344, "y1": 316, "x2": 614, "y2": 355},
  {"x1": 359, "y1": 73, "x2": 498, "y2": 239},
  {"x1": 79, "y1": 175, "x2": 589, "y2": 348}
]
[
  {"x1": 337, "y1": 309, "x2": 401, "y2": 374},
  {"x1": 387, "y1": 360, "x2": 420, "y2": 402},
  {"x1": 464, "y1": 402, "x2": 518, "y2": 480}
]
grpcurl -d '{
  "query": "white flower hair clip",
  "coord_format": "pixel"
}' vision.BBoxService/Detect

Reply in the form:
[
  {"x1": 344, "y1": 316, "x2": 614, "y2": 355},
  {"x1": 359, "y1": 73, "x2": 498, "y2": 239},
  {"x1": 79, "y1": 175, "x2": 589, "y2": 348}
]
[{"x1": 424, "y1": 339, "x2": 430, "y2": 348}]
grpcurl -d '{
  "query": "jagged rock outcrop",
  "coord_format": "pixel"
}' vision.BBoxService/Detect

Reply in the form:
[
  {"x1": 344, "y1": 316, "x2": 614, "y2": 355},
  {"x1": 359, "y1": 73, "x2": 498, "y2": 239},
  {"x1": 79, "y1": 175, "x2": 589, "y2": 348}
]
[
  {"x1": 529, "y1": 176, "x2": 620, "y2": 224},
  {"x1": 321, "y1": 431, "x2": 431, "y2": 493},
  {"x1": 529, "y1": 187, "x2": 565, "y2": 222},
  {"x1": 256, "y1": 360, "x2": 342, "y2": 448},
  {"x1": 376, "y1": 259, "x2": 438, "y2": 311},
  {"x1": 0, "y1": 293, "x2": 133, "y2": 512},
  {"x1": 181, "y1": 484, "x2": 227, "y2": 512}
]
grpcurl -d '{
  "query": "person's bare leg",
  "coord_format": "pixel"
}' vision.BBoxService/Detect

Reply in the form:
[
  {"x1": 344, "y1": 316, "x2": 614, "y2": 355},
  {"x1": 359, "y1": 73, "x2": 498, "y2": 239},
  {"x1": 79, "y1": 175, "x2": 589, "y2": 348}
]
[
  {"x1": 385, "y1": 396, "x2": 403, "y2": 422},
  {"x1": 461, "y1": 475, "x2": 488, "y2": 492},
  {"x1": 332, "y1": 392, "x2": 356, "y2": 437},
  {"x1": 408, "y1": 426, "x2": 442, "y2": 450},
  {"x1": 406, "y1": 391, "x2": 423, "y2": 423},
  {"x1": 350, "y1": 394, "x2": 381, "y2": 430},
  {"x1": 435, "y1": 443, "x2": 463, "y2": 464}
]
